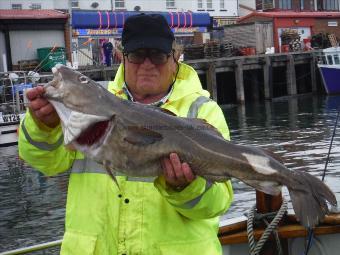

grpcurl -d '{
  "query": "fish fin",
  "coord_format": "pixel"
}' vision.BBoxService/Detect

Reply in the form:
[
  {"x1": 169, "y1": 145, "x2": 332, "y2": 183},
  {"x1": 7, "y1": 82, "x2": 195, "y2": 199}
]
[
  {"x1": 103, "y1": 160, "x2": 120, "y2": 190},
  {"x1": 288, "y1": 171, "x2": 337, "y2": 228},
  {"x1": 243, "y1": 179, "x2": 282, "y2": 196},
  {"x1": 124, "y1": 126, "x2": 163, "y2": 146}
]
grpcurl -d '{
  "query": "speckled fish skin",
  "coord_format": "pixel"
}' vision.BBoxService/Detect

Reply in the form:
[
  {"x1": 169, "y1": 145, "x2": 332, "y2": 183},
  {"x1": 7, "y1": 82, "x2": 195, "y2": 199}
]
[{"x1": 43, "y1": 64, "x2": 337, "y2": 228}]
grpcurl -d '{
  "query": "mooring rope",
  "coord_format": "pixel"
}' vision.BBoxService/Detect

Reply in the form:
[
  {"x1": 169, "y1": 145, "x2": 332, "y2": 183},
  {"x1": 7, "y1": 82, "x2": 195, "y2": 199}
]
[
  {"x1": 247, "y1": 199, "x2": 288, "y2": 255},
  {"x1": 305, "y1": 107, "x2": 340, "y2": 255},
  {"x1": 322, "y1": 108, "x2": 340, "y2": 182}
]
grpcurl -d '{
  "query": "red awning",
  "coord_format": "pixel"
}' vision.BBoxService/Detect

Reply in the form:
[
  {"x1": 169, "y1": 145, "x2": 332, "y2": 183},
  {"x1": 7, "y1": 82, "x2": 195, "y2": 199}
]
[
  {"x1": 238, "y1": 11, "x2": 340, "y2": 22},
  {"x1": 0, "y1": 9, "x2": 68, "y2": 20}
]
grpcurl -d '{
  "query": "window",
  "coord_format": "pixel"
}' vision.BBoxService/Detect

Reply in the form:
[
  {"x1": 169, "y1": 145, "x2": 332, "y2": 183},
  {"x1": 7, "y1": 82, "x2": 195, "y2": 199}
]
[
  {"x1": 327, "y1": 55, "x2": 333, "y2": 65},
  {"x1": 198, "y1": 0, "x2": 203, "y2": 9},
  {"x1": 71, "y1": 0, "x2": 79, "y2": 8},
  {"x1": 12, "y1": 4, "x2": 22, "y2": 10},
  {"x1": 166, "y1": 0, "x2": 175, "y2": 8},
  {"x1": 115, "y1": 0, "x2": 125, "y2": 8},
  {"x1": 334, "y1": 55, "x2": 340, "y2": 64},
  {"x1": 30, "y1": 3, "x2": 41, "y2": 10},
  {"x1": 220, "y1": 0, "x2": 225, "y2": 9},
  {"x1": 323, "y1": 0, "x2": 339, "y2": 10},
  {"x1": 207, "y1": 0, "x2": 213, "y2": 9},
  {"x1": 263, "y1": 0, "x2": 274, "y2": 9},
  {"x1": 279, "y1": 0, "x2": 291, "y2": 9}
]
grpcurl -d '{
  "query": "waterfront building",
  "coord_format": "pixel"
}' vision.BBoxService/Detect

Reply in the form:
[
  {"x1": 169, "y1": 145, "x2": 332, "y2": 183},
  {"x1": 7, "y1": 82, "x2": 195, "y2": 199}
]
[
  {"x1": 0, "y1": 0, "x2": 239, "y2": 71},
  {"x1": 238, "y1": 12, "x2": 340, "y2": 52}
]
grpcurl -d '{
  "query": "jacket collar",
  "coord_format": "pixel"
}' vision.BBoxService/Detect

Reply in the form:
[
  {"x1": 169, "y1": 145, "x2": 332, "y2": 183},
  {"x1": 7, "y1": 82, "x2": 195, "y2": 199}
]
[{"x1": 109, "y1": 62, "x2": 208, "y2": 104}]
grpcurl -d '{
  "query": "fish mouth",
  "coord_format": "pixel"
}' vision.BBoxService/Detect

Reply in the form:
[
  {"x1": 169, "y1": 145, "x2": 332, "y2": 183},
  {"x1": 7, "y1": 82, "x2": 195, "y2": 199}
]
[{"x1": 74, "y1": 120, "x2": 111, "y2": 148}]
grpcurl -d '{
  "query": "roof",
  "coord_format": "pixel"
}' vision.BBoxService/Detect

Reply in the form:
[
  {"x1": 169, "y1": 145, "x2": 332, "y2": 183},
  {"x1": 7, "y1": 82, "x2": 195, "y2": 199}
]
[
  {"x1": 0, "y1": 9, "x2": 68, "y2": 20},
  {"x1": 238, "y1": 11, "x2": 340, "y2": 22}
]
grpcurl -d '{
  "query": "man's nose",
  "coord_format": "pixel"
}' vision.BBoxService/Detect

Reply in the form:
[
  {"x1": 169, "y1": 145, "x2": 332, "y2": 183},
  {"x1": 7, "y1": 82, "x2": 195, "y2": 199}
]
[{"x1": 140, "y1": 56, "x2": 155, "y2": 67}]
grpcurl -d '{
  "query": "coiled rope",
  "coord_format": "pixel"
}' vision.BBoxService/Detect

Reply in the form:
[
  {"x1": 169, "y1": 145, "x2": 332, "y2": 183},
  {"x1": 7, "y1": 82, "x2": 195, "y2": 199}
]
[{"x1": 247, "y1": 199, "x2": 288, "y2": 255}]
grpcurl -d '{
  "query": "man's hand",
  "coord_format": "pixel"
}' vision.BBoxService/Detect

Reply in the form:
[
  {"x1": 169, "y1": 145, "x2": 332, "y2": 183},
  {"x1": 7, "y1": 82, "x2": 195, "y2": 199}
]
[
  {"x1": 26, "y1": 86, "x2": 60, "y2": 128},
  {"x1": 161, "y1": 153, "x2": 196, "y2": 191}
]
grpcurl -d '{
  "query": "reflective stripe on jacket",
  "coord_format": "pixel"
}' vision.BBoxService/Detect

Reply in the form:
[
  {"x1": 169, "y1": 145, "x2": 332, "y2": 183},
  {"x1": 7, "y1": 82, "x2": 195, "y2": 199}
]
[{"x1": 18, "y1": 62, "x2": 233, "y2": 255}]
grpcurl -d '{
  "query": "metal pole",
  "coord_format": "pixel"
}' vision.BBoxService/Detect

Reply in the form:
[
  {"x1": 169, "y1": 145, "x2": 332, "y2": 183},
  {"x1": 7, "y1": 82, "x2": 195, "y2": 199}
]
[
  {"x1": 0, "y1": 240, "x2": 62, "y2": 255},
  {"x1": 68, "y1": 0, "x2": 73, "y2": 64}
]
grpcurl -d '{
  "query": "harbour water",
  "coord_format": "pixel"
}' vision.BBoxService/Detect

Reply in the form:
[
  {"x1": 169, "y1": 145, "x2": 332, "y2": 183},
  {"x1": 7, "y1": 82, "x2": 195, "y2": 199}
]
[{"x1": 0, "y1": 94, "x2": 339, "y2": 253}]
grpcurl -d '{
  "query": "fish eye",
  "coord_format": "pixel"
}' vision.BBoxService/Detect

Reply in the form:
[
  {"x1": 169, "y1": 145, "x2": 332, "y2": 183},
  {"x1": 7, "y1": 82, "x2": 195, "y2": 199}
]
[{"x1": 79, "y1": 75, "x2": 89, "y2": 84}]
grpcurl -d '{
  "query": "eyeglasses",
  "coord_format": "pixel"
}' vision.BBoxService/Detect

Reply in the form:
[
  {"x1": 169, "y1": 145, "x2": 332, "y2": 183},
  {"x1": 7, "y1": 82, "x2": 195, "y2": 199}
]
[{"x1": 124, "y1": 49, "x2": 173, "y2": 65}]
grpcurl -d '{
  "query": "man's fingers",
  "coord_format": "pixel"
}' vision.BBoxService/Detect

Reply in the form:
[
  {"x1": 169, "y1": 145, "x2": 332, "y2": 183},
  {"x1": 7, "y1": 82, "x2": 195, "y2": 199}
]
[
  {"x1": 162, "y1": 158, "x2": 175, "y2": 180},
  {"x1": 29, "y1": 97, "x2": 50, "y2": 111},
  {"x1": 162, "y1": 153, "x2": 196, "y2": 190},
  {"x1": 169, "y1": 153, "x2": 185, "y2": 181},
  {"x1": 182, "y1": 163, "x2": 195, "y2": 182},
  {"x1": 35, "y1": 103, "x2": 56, "y2": 118},
  {"x1": 26, "y1": 86, "x2": 45, "y2": 101}
]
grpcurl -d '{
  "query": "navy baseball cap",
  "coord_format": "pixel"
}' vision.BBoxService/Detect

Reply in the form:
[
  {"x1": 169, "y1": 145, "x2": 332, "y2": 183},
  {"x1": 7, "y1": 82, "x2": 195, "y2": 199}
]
[{"x1": 122, "y1": 13, "x2": 175, "y2": 53}]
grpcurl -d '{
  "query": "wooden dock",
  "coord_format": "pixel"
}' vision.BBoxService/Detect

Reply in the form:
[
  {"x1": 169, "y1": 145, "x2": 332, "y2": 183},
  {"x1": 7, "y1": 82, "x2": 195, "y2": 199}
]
[{"x1": 73, "y1": 50, "x2": 323, "y2": 105}]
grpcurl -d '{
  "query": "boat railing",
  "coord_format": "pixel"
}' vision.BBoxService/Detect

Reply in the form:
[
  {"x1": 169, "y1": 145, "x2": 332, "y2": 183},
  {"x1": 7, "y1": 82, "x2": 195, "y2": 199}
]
[
  {"x1": 0, "y1": 73, "x2": 53, "y2": 116},
  {"x1": 315, "y1": 47, "x2": 340, "y2": 66},
  {"x1": 0, "y1": 240, "x2": 62, "y2": 255}
]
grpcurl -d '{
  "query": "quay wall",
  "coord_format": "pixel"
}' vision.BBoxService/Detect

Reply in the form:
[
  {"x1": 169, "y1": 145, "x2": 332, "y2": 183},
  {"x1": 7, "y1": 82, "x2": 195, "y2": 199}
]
[{"x1": 76, "y1": 51, "x2": 324, "y2": 105}]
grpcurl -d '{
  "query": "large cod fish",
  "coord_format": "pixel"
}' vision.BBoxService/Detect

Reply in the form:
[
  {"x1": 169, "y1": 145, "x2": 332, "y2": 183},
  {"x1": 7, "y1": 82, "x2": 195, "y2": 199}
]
[{"x1": 43, "y1": 64, "x2": 336, "y2": 228}]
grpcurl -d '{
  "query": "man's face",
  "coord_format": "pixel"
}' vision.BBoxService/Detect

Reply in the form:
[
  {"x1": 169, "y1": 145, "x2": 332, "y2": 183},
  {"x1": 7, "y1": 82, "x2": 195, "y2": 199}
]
[{"x1": 124, "y1": 48, "x2": 177, "y2": 99}]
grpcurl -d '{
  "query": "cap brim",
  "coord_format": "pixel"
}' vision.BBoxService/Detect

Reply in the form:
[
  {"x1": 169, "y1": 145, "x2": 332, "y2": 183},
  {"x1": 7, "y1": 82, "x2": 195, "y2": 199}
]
[{"x1": 124, "y1": 36, "x2": 173, "y2": 53}]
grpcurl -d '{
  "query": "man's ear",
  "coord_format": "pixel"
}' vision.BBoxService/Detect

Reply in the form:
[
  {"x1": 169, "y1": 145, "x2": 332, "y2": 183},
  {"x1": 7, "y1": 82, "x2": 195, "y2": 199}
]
[
  {"x1": 171, "y1": 56, "x2": 179, "y2": 74},
  {"x1": 173, "y1": 51, "x2": 181, "y2": 62},
  {"x1": 172, "y1": 43, "x2": 183, "y2": 62}
]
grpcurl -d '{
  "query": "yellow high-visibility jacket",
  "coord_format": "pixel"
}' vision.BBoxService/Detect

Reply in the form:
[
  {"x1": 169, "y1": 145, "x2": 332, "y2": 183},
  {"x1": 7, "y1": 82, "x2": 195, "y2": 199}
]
[{"x1": 19, "y1": 62, "x2": 233, "y2": 255}]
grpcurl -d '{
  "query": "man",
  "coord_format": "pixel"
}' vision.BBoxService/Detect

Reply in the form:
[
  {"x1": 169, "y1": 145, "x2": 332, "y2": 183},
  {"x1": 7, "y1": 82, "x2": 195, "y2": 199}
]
[
  {"x1": 103, "y1": 40, "x2": 114, "y2": 66},
  {"x1": 19, "y1": 14, "x2": 233, "y2": 254}
]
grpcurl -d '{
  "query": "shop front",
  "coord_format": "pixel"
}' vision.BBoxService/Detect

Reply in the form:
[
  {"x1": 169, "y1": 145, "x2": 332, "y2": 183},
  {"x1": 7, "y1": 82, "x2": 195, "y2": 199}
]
[{"x1": 71, "y1": 11, "x2": 211, "y2": 67}]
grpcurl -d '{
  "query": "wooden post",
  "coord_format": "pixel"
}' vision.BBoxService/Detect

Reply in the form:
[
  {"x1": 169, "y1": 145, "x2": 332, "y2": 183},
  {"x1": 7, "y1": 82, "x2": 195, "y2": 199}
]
[
  {"x1": 256, "y1": 191, "x2": 283, "y2": 214},
  {"x1": 256, "y1": 191, "x2": 288, "y2": 255},
  {"x1": 263, "y1": 56, "x2": 273, "y2": 100},
  {"x1": 310, "y1": 53, "x2": 317, "y2": 93},
  {"x1": 250, "y1": 71, "x2": 259, "y2": 101},
  {"x1": 206, "y1": 62, "x2": 218, "y2": 102},
  {"x1": 288, "y1": 97, "x2": 298, "y2": 129},
  {"x1": 286, "y1": 55, "x2": 297, "y2": 96},
  {"x1": 235, "y1": 59, "x2": 245, "y2": 104}
]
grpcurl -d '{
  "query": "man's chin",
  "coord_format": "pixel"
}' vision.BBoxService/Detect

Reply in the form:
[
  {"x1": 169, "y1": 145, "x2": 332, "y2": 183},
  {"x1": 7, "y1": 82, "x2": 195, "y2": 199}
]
[{"x1": 137, "y1": 82, "x2": 158, "y2": 91}]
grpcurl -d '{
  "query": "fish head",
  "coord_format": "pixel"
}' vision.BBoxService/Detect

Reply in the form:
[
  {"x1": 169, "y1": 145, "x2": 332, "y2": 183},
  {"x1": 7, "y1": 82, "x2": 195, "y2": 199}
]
[
  {"x1": 44, "y1": 64, "x2": 115, "y2": 117},
  {"x1": 43, "y1": 64, "x2": 116, "y2": 153}
]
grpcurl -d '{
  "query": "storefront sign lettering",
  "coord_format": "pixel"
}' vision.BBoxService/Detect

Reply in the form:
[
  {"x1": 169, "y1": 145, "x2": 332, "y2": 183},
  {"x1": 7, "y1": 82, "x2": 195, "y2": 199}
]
[{"x1": 73, "y1": 29, "x2": 122, "y2": 37}]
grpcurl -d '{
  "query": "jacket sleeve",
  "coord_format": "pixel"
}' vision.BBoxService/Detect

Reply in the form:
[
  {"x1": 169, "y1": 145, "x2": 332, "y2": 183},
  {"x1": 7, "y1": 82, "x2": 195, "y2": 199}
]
[
  {"x1": 154, "y1": 100, "x2": 233, "y2": 220},
  {"x1": 18, "y1": 110, "x2": 77, "y2": 176}
]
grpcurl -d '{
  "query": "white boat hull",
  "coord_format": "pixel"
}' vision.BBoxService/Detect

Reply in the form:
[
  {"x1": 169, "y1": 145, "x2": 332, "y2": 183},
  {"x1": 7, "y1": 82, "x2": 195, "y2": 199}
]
[
  {"x1": 222, "y1": 232, "x2": 340, "y2": 255},
  {"x1": 0, "y1": 123, "x2": 19, "y2": 147}
]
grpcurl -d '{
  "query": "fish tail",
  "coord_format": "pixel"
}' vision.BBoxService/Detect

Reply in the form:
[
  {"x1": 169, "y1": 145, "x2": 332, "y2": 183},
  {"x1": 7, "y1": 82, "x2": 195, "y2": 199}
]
[{"x1": 288, "y1": 171, "x2": 337, "y2": 228}]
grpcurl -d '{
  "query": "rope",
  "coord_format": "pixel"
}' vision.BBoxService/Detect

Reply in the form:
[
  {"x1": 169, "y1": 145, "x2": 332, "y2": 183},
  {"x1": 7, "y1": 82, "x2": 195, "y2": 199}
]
[
  {"x1": 322, "y1": 107, "x2": 340, "y2": 181},
  {"x1": 247, "y1": 199, "x2": 288, "y2": 255},
  {"x1": 302, "y1": 228, "x2": 314, "y2": 255}
]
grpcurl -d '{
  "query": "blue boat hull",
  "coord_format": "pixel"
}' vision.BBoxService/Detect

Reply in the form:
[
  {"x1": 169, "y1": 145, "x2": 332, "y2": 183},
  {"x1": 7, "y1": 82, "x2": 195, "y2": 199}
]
[{"x1": 318, "y1": 65, "x2": 340, "y2": 94}]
